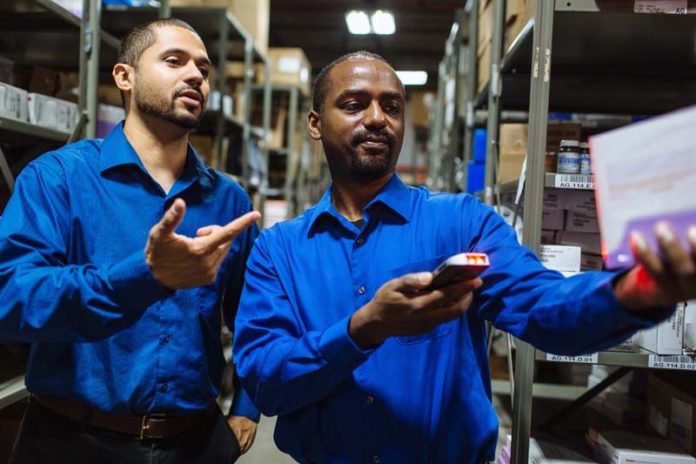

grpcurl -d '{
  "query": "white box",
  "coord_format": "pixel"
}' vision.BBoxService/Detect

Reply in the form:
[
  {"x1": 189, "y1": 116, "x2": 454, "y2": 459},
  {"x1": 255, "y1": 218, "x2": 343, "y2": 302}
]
[
  {"x1": 28, "y1": 92, "x2": 59, "y2": 129},
  {"x1": 540, "y1": 245, "x2": 581, "y2": 273},
  {"x1": 56, "y1": 99, "x2": 78, "y2": 133},
  {"x1": 557, "y1": 231, "x2": 602, "y2": 255},
  {"x1": 543, "y1": 189, "x2": 563, "y2": 210},
  {"x1": 684, "y1": 300, "x2": 696, "y2": 353},
  {"x1": 591, "y1": 430, "x2": 696, "y2": 464},
  {"x1": 591, "y1": 105, "x2": 696, "y2": 269},
  {"x1": 542, "y1": 209, "x2": 565, "y2": 230},
  {"x1": 0, "y1": 82, "x2": 28, "y2": 122},
  {"x1": 566, "y1": 210, "x2": 600, "y2": 233},
  {"x1": 560, "y1": 189, "x2": 597, "y2": 214},
  {"x1": 639, "y1": 303, "x2": 685, "y2": 355},
  {"x1": 581, "y1": 252, "x2": 603, "y2": 271}
]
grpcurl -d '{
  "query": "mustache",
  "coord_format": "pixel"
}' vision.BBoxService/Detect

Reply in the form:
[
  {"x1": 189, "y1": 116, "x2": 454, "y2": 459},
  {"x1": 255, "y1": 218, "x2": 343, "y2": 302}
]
[
  {"x1": 351, "y1": 128, "x2": 396, "y2": 147},
  {"x1": 173, "y1": 85, "x2": 203, "y2": 101}
]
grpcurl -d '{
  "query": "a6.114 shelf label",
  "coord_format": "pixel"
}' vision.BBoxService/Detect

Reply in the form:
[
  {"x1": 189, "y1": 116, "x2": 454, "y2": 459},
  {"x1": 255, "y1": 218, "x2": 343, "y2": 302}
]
[
  {"x1": 546, "y1": 353, "x2": 598, "y2": 364},
  {"x1": 648, "y1": 355, "x2": 696, "y2": 370}
]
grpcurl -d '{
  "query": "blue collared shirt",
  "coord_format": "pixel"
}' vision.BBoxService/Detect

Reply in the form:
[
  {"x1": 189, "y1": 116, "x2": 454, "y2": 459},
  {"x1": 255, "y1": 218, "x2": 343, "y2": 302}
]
[
  {"x1": 234, "y1": 174, "x2": 662, "y2": 463},
  {"x1": 0, "y1": 123, "x2": 259, "y2": 420}
]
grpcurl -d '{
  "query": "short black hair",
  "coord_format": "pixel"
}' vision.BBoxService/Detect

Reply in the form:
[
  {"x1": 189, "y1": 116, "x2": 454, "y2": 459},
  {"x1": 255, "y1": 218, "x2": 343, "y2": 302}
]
[
  {"x1": 312, "y1": 51, "x2": 396, "y2": 112},
  {"x1": 118, "y1": 18, "x2": 198, "y2": 68}
]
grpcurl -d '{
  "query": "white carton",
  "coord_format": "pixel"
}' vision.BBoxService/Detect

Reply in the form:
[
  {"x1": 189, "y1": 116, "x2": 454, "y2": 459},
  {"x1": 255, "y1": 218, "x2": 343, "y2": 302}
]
[
  {"x1": 591, "y1": 105, "x2": 696, "y2": 269},
  {"x1": 28, "y1": 92, "x2": 59, "y2": 129},
  {"x1": 684, "y1": 300, "x2": 696, "y2": 353},
  {"x1": 0, "y1": 82, "x2": 28, "y2": 122},
  {"x1": 56, "y1": 100, "x2": 78, "y2": 133},
  {"x1": 591, "y1": 429, "x2": 696, "y2": 464},
  {"x1": 639, "y1": 303, "x2": 685, "y2": 355},
  {"x1": 566, "y1": 211, "x2": 600, "y2": 233},
  {"x1": 540, "y1": 245, "x2": 581, "y2": 273},
  {"x1": 542, "y1": 209, "x2": 565, "y2": 231},
  {"x1": 557, "y1": 231, "x2": 602, "y2": 255}
]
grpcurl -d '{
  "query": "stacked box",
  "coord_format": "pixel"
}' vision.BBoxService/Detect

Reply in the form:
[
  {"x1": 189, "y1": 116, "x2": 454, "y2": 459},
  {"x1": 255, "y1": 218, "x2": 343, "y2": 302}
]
[{"x1": 0, "y1": 82, "x2": 28, "y2": 122}]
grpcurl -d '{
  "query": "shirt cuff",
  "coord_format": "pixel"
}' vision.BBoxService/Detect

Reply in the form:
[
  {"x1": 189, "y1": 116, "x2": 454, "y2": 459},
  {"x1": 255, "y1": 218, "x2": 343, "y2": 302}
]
[
  {"x1": 230, "y1": 385, "x2": 261, "y2": 422},
  {"x1": 597, "y1": 272, "x2": 675, "y2": 332},
  {"x1": 107, "y1": 250, "x2": 171, "y2": 311},
  {"x1": 318, "y1": 314, "x2": 373, "y2": 368}
]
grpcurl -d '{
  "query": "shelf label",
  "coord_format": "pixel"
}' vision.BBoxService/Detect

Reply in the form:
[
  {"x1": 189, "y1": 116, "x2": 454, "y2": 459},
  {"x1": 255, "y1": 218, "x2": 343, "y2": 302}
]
[
  {"x1": 546, "y1": 353, "x2": 598, "y2": 364},
  {"x1": 634, "y1": 0, "x2": 687, "y2": 14},
  {"x1": 648, "y1": 355, "x2": 696, "y2": 370},
  {"x1": 554, "y1": 174, "x2": 594, "y2": 190}
]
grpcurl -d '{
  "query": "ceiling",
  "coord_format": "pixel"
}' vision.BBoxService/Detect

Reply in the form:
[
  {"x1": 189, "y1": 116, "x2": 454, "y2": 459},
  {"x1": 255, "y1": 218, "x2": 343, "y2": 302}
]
[{"x1": 268, "y1": 0, "x2": 466, "y2": 90}]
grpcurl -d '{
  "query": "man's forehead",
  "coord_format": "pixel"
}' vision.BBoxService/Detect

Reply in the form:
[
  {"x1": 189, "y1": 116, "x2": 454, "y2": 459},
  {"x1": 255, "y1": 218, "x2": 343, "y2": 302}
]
[
  {"x1": 150, "y1": 25, "x2": 206, "y2": 52},
  {"x1": 329, "y1": 58, "x2": 403, "y2": 92}
]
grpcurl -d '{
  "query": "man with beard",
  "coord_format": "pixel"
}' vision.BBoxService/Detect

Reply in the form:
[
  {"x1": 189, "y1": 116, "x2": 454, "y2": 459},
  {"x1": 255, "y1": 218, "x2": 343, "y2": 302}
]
[
  {"x1": 233, "y1": 51, "x2": 696, "y2": 463},
  {"x1": 0, "y1": 19, "x2": 260, "y2": 463}
]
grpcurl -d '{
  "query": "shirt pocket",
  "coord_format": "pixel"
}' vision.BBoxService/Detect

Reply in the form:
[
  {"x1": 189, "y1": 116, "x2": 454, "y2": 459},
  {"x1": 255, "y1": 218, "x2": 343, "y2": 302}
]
[{"x1": 387, "y1": 255, "x2": 454, "y2": 345}]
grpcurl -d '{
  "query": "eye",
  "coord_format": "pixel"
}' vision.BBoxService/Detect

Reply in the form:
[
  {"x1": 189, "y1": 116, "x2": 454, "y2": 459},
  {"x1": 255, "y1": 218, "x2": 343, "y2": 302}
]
[
  {"x1": 165, "y1": 56, "x2": 180, "y2": 65},
  {"x1": 199, "y1": 67, "x2": 210, "y2": 78},
  {"x1": 342, "y1": 101, "x2": 363, "y2": 112},
  {"x1": 384, "y1": 103, "x2": 401, "y2": 115}
]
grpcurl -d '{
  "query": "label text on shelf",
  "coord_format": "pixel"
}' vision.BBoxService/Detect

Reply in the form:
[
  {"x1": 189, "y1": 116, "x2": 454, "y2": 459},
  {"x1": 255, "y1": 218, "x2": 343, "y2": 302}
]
[
  {"x1": 634, "y1": 0, "x2": 687, "y2": 14},
  {"x1": 554, "y1": 174, "x2": 594, "y2": 190},
  {"x1": 648, "y1": 355, "x2": 696, "y2": 370},
  {"x1": 546, "y1": 353, "x2": 598, "y2": 364}
]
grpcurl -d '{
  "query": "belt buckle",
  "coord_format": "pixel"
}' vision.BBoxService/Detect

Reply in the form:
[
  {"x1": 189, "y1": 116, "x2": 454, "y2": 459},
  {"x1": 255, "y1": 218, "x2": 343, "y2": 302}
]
[{"x1": 139, "y1": 413, "x2": 167, "y2": 440}]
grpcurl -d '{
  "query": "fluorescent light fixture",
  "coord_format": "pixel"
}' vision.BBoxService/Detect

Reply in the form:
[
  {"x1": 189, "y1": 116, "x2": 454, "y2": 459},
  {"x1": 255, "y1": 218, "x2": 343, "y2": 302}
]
[
  {"x1": 396, "y1": 71, "x2": 428, "y2": 86},
  {"x1": 371, "y1": 10, "x2": 395, "y2": 35},
  {"x1": 345, "y1": 10, "x2": 371, "y2": 35}
]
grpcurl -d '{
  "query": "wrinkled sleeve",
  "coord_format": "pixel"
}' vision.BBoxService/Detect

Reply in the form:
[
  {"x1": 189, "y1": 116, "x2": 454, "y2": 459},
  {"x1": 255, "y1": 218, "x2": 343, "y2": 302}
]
[
  {"x1": 464, "y1": 197, "x2": 671, "y2": 356},
  {"x1": 233, "y1": 233, "x2": 372, "y2": 416},
  {"x1": 0, "y1": 161, "x2": 169, "y2": 343}
]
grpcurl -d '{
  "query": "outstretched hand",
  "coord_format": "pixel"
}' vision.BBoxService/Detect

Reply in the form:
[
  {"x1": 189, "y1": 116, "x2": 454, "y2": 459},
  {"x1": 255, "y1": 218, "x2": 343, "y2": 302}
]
[
  {"x1": 615, "y1": 222, "x2": 696, "y2": 311},
  {"x1": 145, "y1": 198, "x2": 260, "y2": 290}
]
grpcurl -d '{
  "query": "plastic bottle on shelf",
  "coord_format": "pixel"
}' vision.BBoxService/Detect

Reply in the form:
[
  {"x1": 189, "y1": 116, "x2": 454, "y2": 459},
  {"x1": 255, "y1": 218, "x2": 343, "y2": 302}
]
[
  {"x1": 557, "y1": 139, "x2": 580, "y2": 174},
  {"x1": 579, "y1": 142, "x2": 591, "y2": 175}
]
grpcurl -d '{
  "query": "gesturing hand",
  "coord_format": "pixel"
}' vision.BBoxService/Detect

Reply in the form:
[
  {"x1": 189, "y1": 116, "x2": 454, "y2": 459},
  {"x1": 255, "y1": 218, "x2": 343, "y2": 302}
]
[
  {"x1": 228, "y1": 415, "x2": 258, "y2": 454},
  {"x1": 145, "y1": 198, "x2": 260, "y2": 290}
]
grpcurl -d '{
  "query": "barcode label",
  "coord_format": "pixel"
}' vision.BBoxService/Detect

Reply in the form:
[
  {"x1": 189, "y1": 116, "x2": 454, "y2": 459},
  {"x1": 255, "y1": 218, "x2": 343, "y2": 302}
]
[
  {"x1": 648, "y1": 355, "x2": 696, "y2": 370},
  {"x1": 546, "y1": 353, "x2": 598, "y2": 364},
  {"x1": 634, "y1": 0, "x2": 687, "y2": 14},
  {"x1": 554, "y1": 174, "x2": 594, "y2": 190}
]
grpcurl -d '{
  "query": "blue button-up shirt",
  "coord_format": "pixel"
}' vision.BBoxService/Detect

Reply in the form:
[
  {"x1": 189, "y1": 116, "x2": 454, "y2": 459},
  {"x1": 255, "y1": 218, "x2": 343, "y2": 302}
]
[
  {"x1": 0, "y1": 123, "x2": 259, "y2": 420},
  {"x1": 234, "y1": 174, "x2": 661, "y2": 463}
]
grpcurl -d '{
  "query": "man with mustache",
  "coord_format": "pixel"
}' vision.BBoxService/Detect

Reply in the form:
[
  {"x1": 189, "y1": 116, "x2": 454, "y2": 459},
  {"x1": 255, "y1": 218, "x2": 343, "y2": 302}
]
[
  {"x1": 0, "y1": 19, "x2": 259, "y2": 463},
  {"x1": 233, "y1": 51, "x2": 696, "y2": 463}
]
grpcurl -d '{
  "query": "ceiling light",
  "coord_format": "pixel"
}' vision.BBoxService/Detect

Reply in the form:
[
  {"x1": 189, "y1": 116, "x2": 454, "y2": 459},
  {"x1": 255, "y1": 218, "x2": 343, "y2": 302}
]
[
  {"x1": 345, "y1": 10, "x2": 371, "y2": 35},
  {"x1": 396, "y1": 71, "x2": 428, "y2": 86},
  {"x1": 371, "y1": 10, "x2": 395, "y2": 35}
]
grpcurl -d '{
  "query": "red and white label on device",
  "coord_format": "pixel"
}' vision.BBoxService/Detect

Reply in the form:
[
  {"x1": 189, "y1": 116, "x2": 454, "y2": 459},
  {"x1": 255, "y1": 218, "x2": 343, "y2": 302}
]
[{"x1": 634, "y1": 0, "x2": 687, "y2": 13}]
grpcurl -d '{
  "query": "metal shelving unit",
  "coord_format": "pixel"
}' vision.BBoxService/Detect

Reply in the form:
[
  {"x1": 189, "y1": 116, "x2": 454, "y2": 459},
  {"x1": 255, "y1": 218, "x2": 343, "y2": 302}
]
[{"x1": 465, "y1": 0, "x2": 696, "y2": 462}]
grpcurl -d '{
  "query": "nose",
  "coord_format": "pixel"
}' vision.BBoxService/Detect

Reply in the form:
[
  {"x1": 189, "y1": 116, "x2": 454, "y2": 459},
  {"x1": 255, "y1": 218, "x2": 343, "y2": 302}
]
[
  {"x1": 184, "y1": 61, "x2": 204, "y2": 85},
  {"x1": 364, "y1": 100, "x2": 387, "y2": 129}
]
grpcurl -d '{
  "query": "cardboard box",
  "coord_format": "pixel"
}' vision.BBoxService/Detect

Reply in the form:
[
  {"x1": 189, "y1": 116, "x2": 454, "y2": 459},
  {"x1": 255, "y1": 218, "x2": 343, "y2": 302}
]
[
  {"x1": 566, "y1": 210, "x2": 600, "y2": 233},
  {"x1": 29, "y1": 66, "x2": 59, "y2": 96},
  {"x1": 477, "y1": 40, "x2": 491, "y2": 93},
  {"x1": 499, "y1": 123, "x2": 528, "y2": 154},
  {"x1": 477, "y1": 0, "x2": 493, "y2": 54},
  {"x1": 581, "y1": 252, "x2": 603, "y2": 271},
  {"x1": 230, "y1": 0, "x2": 269, "y2": 56},
  {"x1": 557, "y1": 231, "x2": 601, "y2": 255},
  {"x1": 560, "y1": 189, "x2": 597, "y2": 214},
  {"x1": 504, "y1": 0, "x2": 536, "y2": 51},
  {"x1": 540, "y1": 245, "x2": 581, "y2": 273},
  {"x1": 542, "y1": 209, "x2": 565, "y2": 231},
  {"x1": 543, "y1": 190, "x2": 562, "y2": 210},
  {"x1": 647, "y1": 373, "x2": 696, "y2": 456},
  {"x1": 56, "y1": 99, "x2": 78, "y2": 133},
  {"x1": 540, "y1": 229, "x2": 556, "y2": 244},
  {"x1": 409, "y1": 90, "x2": 432, "y2": 128},
  {"x1": 497, "y1": 151, "x2": 524, "y2": 183},
  {"x1": 27, "y1": 92, "x2": 58, "y2": 128},
  {"x1": 589, "y1": 429, "x2": 695, "y2": 464},
  {"x1": 265, "y1": 48, "x2": 311, "y2": 96},
  {"x1": 546, "y1": 121, "x2": 582, "y2": 153},
  {"x1": 0, "y1": 82, "x2": 28, "y2": 122},
  {"x1": 639, "y1": 303, "x2": 685, "y2": 356}
]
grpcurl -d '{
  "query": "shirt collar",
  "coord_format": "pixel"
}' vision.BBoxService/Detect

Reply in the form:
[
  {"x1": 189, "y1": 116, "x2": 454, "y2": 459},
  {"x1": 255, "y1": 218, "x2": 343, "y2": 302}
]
[
  {"x1": 307, "y1": 174, "x2": 412, "y2": 235},
  {"x1": 99, "y1": 122, "x2": 215, "y2": 184}
]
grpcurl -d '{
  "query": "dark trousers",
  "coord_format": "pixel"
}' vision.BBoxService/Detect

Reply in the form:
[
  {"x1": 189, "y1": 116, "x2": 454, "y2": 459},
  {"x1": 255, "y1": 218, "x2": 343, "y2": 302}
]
[{"x1": 9, "y1": 399, "x2": 241, "y2": 464}]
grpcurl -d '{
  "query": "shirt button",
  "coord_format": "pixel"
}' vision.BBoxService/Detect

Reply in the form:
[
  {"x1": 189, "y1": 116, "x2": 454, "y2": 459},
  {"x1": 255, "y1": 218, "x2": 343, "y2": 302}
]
[
  {"x1": 358, "y1": 286, "x2": 366, "y2": 295},
  {"x1": 366, "y1": 395, "x2": 375, "y2": 405},
  {"x1": 372, "y1": 455, "x2": 381, "y2": 464},
  {"x1": 161, "y1": 334, "x2": 170, "y2": 344},
  {"x1": 356, "y1": 237, "x2": 364, "y2": 245},
  {"x1": 159, "y1": 383, "x2": 169, "y2": 393}
]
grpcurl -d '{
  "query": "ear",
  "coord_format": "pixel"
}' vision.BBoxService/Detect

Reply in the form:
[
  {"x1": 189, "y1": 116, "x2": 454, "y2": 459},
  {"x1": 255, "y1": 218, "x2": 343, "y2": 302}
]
[
  {"x1": 307, "y1": 109, "x2": 321, "y2": 141},
  {"x1": 112, "y1": 63, "x2": 134, "y2": 95}
]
